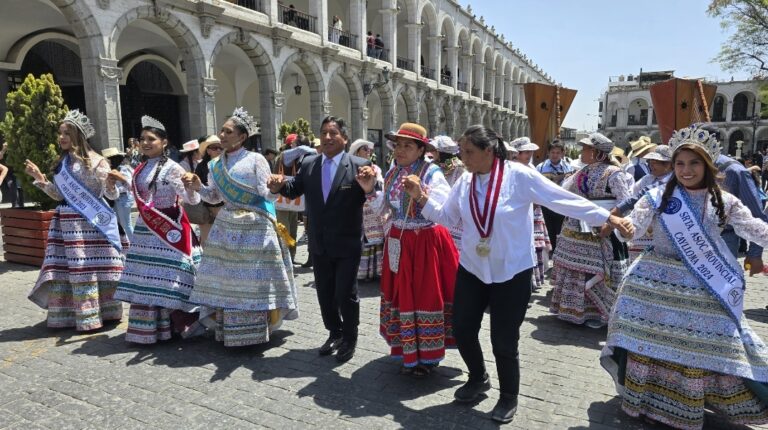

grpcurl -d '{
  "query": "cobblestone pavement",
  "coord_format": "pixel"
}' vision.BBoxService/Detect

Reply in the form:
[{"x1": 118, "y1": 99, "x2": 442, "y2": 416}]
[{"x1": 2, "y1": 229, "x2": 768, "y2": 430}]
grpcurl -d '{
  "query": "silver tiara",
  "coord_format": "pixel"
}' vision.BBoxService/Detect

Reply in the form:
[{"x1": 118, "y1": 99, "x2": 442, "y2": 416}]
[
  {"x1": 141, "y1": 115, "x2": 166, "y2": 132},
  {"x1": 229, "y1": 107, "x2": 256, "y2": 136},
  {"x1": 63, "y1": 109, "x2": 95, "y2": 140},
  {"x1": 668, "y1": 124, "x2": 721, "y2": 161}
]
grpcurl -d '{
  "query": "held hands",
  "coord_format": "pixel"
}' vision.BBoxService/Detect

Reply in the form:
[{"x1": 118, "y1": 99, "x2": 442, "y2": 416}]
[
  {"x1": 267, "y1": 174, "x2": 287, "y2": 193},
  {"x1": 181, "y1": 172, "x2": 202, "y2": 191},
  {"x1": 24, "y1": 159, "x2": 45, "y2": 182},
  {"x1": 355, "y1": 166, "x2": 377, "y2": 194},
  {"x1": 401, "y1": 175, "x2": 423, "y2": 200},
  {"x1": 607, "y1": 214, "x2": 634, "y2": 238},
  {"x1": 744, "y1": 256, "x2": 764, "y2": 277}
]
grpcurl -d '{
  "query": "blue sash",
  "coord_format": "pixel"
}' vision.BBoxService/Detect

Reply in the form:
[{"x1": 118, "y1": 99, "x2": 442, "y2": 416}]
[
  {"x1": 54, "y1": 155, "x2": 122, "y2": 251},
  {"x1": 210, "y1": 155, "x2": 276, "y2": 219},
  {"x1": 649, "y1": 186, "x2": 745, "y2": 325}
]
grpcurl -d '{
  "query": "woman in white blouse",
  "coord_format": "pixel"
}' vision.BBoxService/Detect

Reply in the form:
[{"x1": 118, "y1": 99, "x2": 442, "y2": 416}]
[{"x1": 399, "y1": 125, "x2": 633, "y2": 423}]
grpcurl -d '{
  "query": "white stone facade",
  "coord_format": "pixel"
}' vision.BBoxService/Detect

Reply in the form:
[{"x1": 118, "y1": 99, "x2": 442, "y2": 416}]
[
  {"x1": 0, "y1": 0, "x2": 552, "y2": 151},
  {"x1": 600, "y1": 74, "x2": 768, "y2": 156}
]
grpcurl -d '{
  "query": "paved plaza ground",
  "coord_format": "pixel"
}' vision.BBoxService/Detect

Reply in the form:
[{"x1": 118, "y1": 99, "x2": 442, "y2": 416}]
[{"x1": 2, "y1": 228, "x2": 768, "y2": 429}]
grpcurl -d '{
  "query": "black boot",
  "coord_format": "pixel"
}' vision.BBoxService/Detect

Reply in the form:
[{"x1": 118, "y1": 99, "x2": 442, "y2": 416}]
[
  {"x1": 491, "y1": 394, "x2": 518, "y2": 423},
  {"x1": 453, "y1": 372, "x2": 491, "y2": 403}
]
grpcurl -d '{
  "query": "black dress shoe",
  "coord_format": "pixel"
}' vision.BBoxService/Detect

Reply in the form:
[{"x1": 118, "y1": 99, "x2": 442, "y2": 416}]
[
  {"x1": 318, "y1": 335, "x2": 343, "y2": 356},
  {"x1": 453, "y1": 373, "x2": 491, "y2": 403},
  {"x1": 491, "y1": 394, "x2": 518, "y2": 423},
  {"x1": 335, "y1": 341, "x2": 356, "y2": 362}
]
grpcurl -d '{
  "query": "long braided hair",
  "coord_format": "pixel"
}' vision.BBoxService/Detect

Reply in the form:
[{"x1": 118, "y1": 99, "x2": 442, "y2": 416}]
[
  {"x1": 142, "y1": 126, "x2": 169, "y2": 194},
  {"x1": 658, "y1": 144, "x2": 727, "y2": 227},
  {"x1": 459, "y1": 124, "x2": 507, "y2": 160}
]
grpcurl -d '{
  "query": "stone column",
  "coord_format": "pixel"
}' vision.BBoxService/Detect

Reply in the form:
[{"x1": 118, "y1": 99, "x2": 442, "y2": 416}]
[
  {"x1": 726, "y1": 100, "x2": 734, "y2": 122},
  {"x1": 460, "y1": 53, "x2": 473, "y2": 92},
  {"x1": 201, "y1": 78, "x2": 218, "y2": 135},
  {"x1": 309, "y1": 0, "x2": 328, "y2": 41},
  {"x1": 406, "y1": 23, "x2": 422, "y2": 71},
  {"x1": 428, "y1": 35, "x2": 442, "y2": 80},
  {"x1": 474, "y1": 62, "x2": 485, "y2": 97},
  {"x1": 81, "y1": 57, "x2": 123, "y2": 151},
  {"x1": 380, "y1": 6, "x2": 397, "y2": 65},
  {"x1": 266, "y1": 91, "x2": 285, "y2": 150},
  {"x1": 351, "y1": 95, "x2": 366, "y2": 140},
  {"x1": 487, "y1": 69, "x2": 496, "y2": 102},
  {"x1": 442, "y1": 46, "x2": 458, "y2": 89},
  {"x1": 349, "y1": 0, "x2": 365, "y2": 52}
]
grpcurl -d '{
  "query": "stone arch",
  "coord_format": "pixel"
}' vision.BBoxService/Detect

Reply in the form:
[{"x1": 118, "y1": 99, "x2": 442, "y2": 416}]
[
  {"x1": 627, "y1": 97, "x2": 650, "y2": 126},
  {"x1": 419, "y1": 90, "x2": 438, "y2": 135},
  {"x1": 732, "y1": 91, "x2": 755, "y2": 121},
  {"x1": 328, "y1": 63, "x2": 366, "y2": 139},
  {"x1": 4, "y1": 30, "x2": 79, "y2": 69},
  {"x1": 711, "y1": 93, "x2": 727, "y2": 122},
  {"x1": 119, "y1": 54, "x2": 186, "y2": 95},
  {"x1": 418, "y1": 1, "x2": 440, "y2": 37},
  {"x1": 50, "y1": 0, "x2": 105, "y2": 58},
  {"x1": 394, "y1": 84, "x2": 418, "y2": 123},
  {"x1": 210, "y1": 31, "x2": 278, "y2": 145},
  {"x1": 279, "y1": 50, "x2": 327, "y2": 134}
]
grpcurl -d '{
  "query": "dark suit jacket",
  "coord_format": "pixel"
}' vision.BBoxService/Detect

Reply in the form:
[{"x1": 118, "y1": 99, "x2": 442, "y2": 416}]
[{"x1": 281, "y1": 152, "x2": 370, "y2": 258}]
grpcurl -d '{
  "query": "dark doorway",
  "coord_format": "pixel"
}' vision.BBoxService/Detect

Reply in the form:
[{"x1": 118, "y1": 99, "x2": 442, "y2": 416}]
[{"x1": 120, "y1": 61, "x2": 181, "y2": 150}]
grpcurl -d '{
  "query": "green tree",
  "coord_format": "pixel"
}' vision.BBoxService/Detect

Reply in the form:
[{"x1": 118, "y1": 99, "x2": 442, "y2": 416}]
[
  {"x1": 0, "y1": 74, "x2": 68, "y2": 210},
  {"x1": 278, "y1": 118, "x2": 315, "y2": 146},
  {"x1": 708, "y1": 0, "x2": 768, "y2": 74}
]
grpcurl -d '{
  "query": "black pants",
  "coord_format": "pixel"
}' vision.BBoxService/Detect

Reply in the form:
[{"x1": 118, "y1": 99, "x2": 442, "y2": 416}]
[
  {"x1": 541, "y1": 206, "x2": 564, "y2": 252},
  {"x1": 453, "y1": 266, "x2": 532, "y2": 396},
  {"x1": 312, "y1": 252, "x2": 361, "y2": 343}
]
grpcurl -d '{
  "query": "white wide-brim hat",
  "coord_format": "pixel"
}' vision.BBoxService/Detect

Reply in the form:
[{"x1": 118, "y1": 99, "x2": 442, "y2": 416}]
[
  {"x1": 348, "y1": 139, "x2": 374, "y2": 156},
  {"x1": 180, "y1": 139, "x2": 200, "y2": 153}
]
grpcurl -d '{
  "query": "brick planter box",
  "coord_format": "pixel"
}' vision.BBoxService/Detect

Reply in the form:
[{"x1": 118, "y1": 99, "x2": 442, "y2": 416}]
[{"x1": 0, "y1": 208, "x2": 54, "y2": 266}]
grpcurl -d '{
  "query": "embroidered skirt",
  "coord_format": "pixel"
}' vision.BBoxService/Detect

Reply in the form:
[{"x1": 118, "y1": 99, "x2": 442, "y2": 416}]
[
  {"x1": 358, "y1": 242, "x2": 383, "y2": 281},
  {"x1": 380, "y1": 224, "x2": 458, "y2": 367},
  {"x1": 29, "y1": 204, "x2": 126, "y2": 331},
  {"x1": 550, "y1": 226, "x2": 628, "y2": 324},
  {"x1": 188, "y1": 208, "x2": 298, "y2": 346},
  {"x1": 115, "y1": 217, "x2": 201, "y2": 312},
  {"x1": 615, "y1": 352, "x2": 768, "y2": 430},
  {"x1": 533, "y1": 205, "x2": 551, "y2": 288}
]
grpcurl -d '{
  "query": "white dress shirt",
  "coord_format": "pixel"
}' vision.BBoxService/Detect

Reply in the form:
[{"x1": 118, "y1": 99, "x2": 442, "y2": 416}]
[{"x1": 421, "y1": 160, "x2": 611, "y2": 284}]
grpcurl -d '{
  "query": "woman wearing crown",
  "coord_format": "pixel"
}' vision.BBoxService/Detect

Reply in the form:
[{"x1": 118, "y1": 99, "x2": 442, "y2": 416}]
[
  {"x1": 602, "y1": 124, "x2": 768, "y2": 429},
  {"x1": 184, "y1": 108, "x2": 298, "y2": 347},
  {"x1": 107, "y1": 115, "x2": 202, "y2": 344},
  {"x1": 24, "y1": 110, "x2": 127, "y2": 331}
]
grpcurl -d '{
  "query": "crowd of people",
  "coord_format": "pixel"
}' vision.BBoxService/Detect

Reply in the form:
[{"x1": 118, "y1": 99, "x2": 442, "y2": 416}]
[{"x1": 11, "y1": 107, "x2": 768, "y2": 428}]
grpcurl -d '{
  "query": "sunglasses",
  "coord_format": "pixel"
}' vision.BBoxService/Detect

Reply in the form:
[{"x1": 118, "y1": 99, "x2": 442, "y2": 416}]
[{"x1": 207, "y1": 146, "x2": 223, "y2": 151}]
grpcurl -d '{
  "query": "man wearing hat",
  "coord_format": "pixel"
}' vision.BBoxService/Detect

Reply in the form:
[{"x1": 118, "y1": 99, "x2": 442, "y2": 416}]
[
  {"x1": 536, "y1": 140, "x2": 574, "y2": 252},
  {"x1": 269, "y1": 116, "x2": 372, "y2": 363},
  {"x1": 624, "y1": 136, "x2": 656, "y2": 182}
]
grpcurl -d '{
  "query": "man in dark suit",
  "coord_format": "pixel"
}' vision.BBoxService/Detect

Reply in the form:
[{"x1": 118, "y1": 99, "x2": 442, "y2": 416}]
[{"x1": 268, "y1": 116, "x2": 371, "y2": 362}]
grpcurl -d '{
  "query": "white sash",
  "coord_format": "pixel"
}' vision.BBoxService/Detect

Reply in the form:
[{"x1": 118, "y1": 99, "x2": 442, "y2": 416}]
[
  {"x1": 649, "y1": 187, "x2": 745, "y2": 325},
  {"x1": 54, "y1": 155, "x2": 122, "y2": 251}
]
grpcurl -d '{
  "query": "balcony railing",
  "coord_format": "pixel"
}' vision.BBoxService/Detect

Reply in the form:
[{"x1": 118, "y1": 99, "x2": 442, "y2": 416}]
[
  {"x1": 627, "y1": 115, "x2": 649, "y2": 126},
  {"x1": 483, "y1": 92, "x2": 492, "y2": 102},
  {"x1": 231, "y1": 0, "x2": 264, "y2": 12},
  {"x1": 278, "y1": 4, "x2": 317, "y2": 34},
  {"x1": 471, "y1": 88, "x2": 481, "y2": 98},
  {"x1": 397, "y1": 57, "x2": 414, "y2": 72},
  {"x1": 366, "y1": 47, "x2": 389, "y2": 62},
  {"x1": 440, "y1": 73, "x2": 452, "y2": 85},
  {"x1": 494, "y1": 97, "x2": 500, "y2": 105},
  {"x1": 503, "y1": 102, "x2": 509, "y2": 109},
  {"x1": 457, "y1": 81, "x2": 468, "y2": 92},
  {"x1": 328, "y1": 27, "x2": 358, "y2": 49},
  {"x1": 421, "y1": 66, "x2": 435, "y2": 80}
]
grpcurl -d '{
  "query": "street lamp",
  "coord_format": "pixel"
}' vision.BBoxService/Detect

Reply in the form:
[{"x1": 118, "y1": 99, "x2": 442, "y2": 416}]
[
  {"x1": 362, "y1": 67, "x2": 390, "y2": 96},
  {"x1": 752, "y1": 113, "x2": 761, "y2": 152}
]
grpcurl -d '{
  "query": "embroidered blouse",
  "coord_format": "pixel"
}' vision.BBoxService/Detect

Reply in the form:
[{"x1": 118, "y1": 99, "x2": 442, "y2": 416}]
[
  {"x1": 198, "y1": 147, "x2": 276, "y2": 209},
  {"x1": 368, "y1": 159, "x2": 451, "y2": 230},
  {"x1": 106, "y1": 156, "x2": 199, "y2": 208},
  {"x1": 623, "y1": 188, "x2": 768, "y2": 258},
  {"x1": 34, "y1": 153, "x2": 110, "y2": 201}
]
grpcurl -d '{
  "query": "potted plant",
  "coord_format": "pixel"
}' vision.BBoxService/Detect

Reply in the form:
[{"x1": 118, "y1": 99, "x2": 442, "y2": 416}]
[{"x1": 0, "y1": 73, "x2": 67, "y2": 265}]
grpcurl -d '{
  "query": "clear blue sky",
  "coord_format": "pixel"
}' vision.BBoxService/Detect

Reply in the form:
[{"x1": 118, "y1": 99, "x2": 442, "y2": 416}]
[{"x1": 458, "y1": 0, "x2": 746, "y2": 132}]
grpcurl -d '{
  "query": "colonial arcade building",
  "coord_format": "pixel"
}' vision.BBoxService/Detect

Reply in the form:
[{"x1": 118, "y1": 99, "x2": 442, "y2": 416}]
[{"x1": 0, "y1": 0, "x2": 551, "y2": 153}]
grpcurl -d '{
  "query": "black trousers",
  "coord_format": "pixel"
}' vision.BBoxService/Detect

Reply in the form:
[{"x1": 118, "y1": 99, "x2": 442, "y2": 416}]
[
  {"x1": 540, "y1": 206, "x2": 564, "y2": 252},
  {"x1": 312, "y1": 252, "x2": 361, "y2": 342},
  {"x1": 453, "y1": 265, "x2": 532, "y2": 396}
]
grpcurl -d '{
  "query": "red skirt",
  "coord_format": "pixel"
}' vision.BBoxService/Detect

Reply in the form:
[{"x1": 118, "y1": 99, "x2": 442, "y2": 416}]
[{"x1": 380, "y1": 224, "x2": 459, "y2": 367}]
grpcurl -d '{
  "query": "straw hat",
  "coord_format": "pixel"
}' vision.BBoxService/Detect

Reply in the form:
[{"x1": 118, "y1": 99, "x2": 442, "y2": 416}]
[
  {"x1": 510, "y1": 137, "x2": 540, "y2": 152},
  {"x1": 643, "y1": 144, "x2": 672, "y2": 162},
  {"x1": 348, "y1": 139, "x2": 374, "y2": 156},
  {"x1": 431, "y1": 136, "x2": 459, "y2": 154},
  {"x1": 179, "y1": 139, "x2": 200, "y2": 153},
  {"x1": 198, "y1": 135, "x2": 222, "y2": 156},
  {"x1": 101, "y1": 147, "x2": 125, "y2": 159},
  {"x1": 611, "y1": 147, "x2": 628, "y2": 165},
  {"x1": 385, "y1": 123, "x2": 433, "y2": 149},
  {"x1": 629, "y1": 136, "x2": 655, "y2": 158}
]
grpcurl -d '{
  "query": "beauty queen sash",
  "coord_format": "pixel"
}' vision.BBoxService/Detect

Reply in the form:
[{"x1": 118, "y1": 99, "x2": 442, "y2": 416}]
[
  {"x1": 53, "y1": 155, "x2": 122, "y2": 251},
  {"x1": 132, "y1": 161, "x2": 193, "y2": 257},
  {"x1": 650, "y1": 186, "x2": 745, "y2": 325},
  {"x1": 210, "y1": 156, "x2": 276, "y2": 219}
]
